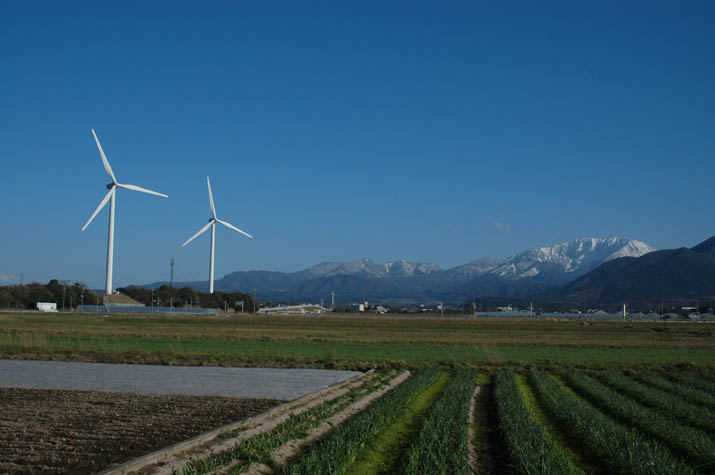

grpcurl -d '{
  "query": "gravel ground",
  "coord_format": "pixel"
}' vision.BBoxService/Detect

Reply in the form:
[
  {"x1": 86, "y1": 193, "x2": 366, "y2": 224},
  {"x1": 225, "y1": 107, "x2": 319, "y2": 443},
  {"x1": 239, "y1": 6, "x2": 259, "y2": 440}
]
[{"x1": 0, "y1": 359, "x2": 362, "y2": 399}]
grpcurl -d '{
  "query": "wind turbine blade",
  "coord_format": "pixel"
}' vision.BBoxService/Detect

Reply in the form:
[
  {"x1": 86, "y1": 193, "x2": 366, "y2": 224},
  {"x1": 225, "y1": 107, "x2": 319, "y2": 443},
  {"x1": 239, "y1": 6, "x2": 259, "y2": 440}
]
[
  {"x1": 82, "y1": 187, "x2": 113, "y2": 231},
  {"x1": 217, "y1": 219, "x2": 253, "y2": 239},
  {"x1": 207, "y1": 176, "x2": 217, "y2": 219},
  {"x1": 118, "y1": 183, "x2": 168, "y2": 198},
  {"x1": 91, "y1": 129, "x2": 117, "y2": 184},
  {"x1": 182, "y1": 221, "x2": 213, "y2": 247}
]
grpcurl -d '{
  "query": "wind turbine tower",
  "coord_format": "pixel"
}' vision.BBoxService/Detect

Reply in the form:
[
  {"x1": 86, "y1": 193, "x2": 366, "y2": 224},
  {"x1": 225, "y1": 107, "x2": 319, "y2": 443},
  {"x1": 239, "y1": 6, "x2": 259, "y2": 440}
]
[
  {"x1": 82, "y1": 129, "x2": 168, "y2": 297},
  {"x1": 182, "y1": 176, "x2": 253, "y2": 294}
]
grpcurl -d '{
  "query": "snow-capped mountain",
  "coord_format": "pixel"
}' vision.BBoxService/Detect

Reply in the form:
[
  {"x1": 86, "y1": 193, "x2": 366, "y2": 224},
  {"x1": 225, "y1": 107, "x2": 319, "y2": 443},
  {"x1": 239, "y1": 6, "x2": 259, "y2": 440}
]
[
  {"x1": 446, "y1": 237, "x2": 654, "y2": 285},
  {"x1": 303, "y1": 258, "x2": 442, "y2": 280},
  {"x1": 489, "y1": 237, "x2": 655, "y2": 281},
  {"x1": 144, "y1": 237, "x2": 656, "y2": 304}
]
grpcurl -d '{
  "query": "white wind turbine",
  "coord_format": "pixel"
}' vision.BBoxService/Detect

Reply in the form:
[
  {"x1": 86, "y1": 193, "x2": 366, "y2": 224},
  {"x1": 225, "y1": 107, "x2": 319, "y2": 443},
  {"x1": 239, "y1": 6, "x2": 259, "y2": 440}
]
[
  {"x1": 82, "y1": 129, "x2": 168, "y2": 297},
  {"x1": 182, "y1": 176, "x2": 253, "y2": 294}
]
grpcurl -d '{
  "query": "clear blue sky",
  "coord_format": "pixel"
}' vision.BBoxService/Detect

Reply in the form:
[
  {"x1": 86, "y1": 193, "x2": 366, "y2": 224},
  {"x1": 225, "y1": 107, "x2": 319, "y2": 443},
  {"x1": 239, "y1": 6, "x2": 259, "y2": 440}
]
[{"x1": 1, "y1": 1, "x2": 713, "y2": 288}]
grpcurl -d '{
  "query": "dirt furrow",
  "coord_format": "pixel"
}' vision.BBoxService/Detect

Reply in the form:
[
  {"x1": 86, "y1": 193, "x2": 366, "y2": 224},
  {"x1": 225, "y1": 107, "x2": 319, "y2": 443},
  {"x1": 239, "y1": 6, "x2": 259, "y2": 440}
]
[
  {"x1": 237, "y1": 370, "x2": 411, "y2": 475},
  {"x1": 132, "y1": 370, "x2": 376, "y2": 475},
  {"x1": 467, "y1": 384, "x2": 481, "y2": 473}
]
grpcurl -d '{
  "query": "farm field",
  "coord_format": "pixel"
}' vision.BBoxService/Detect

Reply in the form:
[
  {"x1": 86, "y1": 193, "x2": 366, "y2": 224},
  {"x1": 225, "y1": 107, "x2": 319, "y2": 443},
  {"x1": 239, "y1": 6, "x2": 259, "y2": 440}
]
[
  {"x1": 2, "y1": 312, "x2": 714, "y2": 473},
  {"x1": 0, "y1": 312, "x2": 713, "y2": 368},
  {"x1": 113, "y1": 367, "x2": 715, "y2": 474},
  {"x1": 0, "y1": 387, "x2": 281, "y2": 474}
]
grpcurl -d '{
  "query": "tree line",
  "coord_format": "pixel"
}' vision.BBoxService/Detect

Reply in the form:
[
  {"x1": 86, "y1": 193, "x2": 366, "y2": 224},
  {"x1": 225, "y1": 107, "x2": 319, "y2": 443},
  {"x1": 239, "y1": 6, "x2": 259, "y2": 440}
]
[
  {"x1": 0, "y1": 280, "x2": 96, "y2": 310},
  {"x1": 116, "y1": 285, "x2": 259, "y2": 312},
  {"x1": 0, "y1": 280, "x2": 259, "y2": 312}
]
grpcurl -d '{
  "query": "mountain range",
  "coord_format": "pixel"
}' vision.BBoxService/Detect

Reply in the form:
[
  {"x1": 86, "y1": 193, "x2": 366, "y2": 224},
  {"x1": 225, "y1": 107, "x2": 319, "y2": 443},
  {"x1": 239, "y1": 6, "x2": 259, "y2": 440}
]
[
  {"x1": 145, "y1": 237, "x2": 656, "y2": 305},
  {"x1": 548, "y1": 236, "x2": 715, "y2": 306}
]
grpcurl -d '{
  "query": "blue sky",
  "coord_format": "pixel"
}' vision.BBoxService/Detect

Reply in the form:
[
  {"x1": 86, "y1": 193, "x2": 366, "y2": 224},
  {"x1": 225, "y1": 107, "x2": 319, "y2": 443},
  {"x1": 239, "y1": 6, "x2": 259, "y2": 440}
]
[{"x1": 1, "y1": 1, "x2": 714, "y2": 288}]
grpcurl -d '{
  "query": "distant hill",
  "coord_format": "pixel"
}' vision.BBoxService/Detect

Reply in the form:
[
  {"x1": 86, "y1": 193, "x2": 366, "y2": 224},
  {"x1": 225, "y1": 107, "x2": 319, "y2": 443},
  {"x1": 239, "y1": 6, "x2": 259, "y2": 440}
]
[
  {"x1": 144, "y1": 237, "x2": 654, "y2": 304},
  {"x1": 548, "y1": 236, "x2": 715, "y2": 305}
]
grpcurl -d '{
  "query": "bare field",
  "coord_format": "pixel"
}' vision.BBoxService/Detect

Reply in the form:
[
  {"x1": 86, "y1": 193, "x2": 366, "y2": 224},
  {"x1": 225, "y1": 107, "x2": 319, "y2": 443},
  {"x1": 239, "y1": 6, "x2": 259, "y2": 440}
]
[{"x1": 0, "y1": 387, "x2": 282, "y2": 474}]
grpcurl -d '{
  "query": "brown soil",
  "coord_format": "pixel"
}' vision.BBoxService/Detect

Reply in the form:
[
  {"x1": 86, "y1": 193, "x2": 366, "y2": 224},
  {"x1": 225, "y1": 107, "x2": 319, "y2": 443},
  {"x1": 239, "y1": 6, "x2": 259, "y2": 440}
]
[
  {"x1": 467, "y1": 385, "x2": 481, "y2": 473},
  {"x1": 0, "y1": 387, "x2": 283, "y2": 474},
  {"x1": 241, "y1": 370, "x2": 411, "y2": 475},
  {"x1": 149, "y1": 371, "x2": 375, "y2": 475}
]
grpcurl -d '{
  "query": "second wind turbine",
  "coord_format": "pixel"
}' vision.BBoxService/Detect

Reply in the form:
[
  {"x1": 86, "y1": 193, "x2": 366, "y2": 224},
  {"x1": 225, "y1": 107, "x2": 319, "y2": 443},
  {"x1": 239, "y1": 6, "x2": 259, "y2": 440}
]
[{"x1": 182, "y1": 177, "x2": 253, "y2": 294}]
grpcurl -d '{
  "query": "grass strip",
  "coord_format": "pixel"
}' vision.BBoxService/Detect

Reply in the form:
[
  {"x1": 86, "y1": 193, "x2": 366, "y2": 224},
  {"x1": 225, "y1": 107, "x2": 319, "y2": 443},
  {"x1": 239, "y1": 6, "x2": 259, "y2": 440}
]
[
  {"x1": 636, "y1": 373, "x2": 715, "y2": 411},
  {"x1": 563, "y1": 372, "x2": 715, "y2": 471},
  {"x1": 177, "y1": 371, "x2": 394, "y2": 474},
  {"x1": 669, "y1": 371, "x2": 715, "y2": 395},
  {"x1": 516, "y1": 373, "x2": 593, "y2": 473},
  {"x1": 494, "y1": 370, "x2": 577, "y2": 475},
  {"x1": 351, "y1": 372, "x2": 451, "y2": 474},
  {"x1": 594, "y1": 371, "x2": 715, "y2": 435},
  {"x1": 3, "y1": 331, "x2": 715, "y2": 367},
  {"x1": 280, "y1": 368, "x2": 442, "y2": 475},
  {"x1": 529, "y1": 370, "x2": 694, "y2": 475},
  {"x1": 403, "y1": 370, "x2": 476, "y2": 475}
]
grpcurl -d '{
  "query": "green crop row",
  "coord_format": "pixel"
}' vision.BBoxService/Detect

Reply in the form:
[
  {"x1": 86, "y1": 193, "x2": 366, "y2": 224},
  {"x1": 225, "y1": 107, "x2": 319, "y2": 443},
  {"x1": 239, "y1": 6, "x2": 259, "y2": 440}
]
[
  {"x1": 281, "y1": 368, "x2": 442, "y2": 475},
  {"x1": 564, "y1": 372, "x2": 715, "y2": 470},
  {"x1": 594, "y1": 371, "x2": 715, "y2": 435},
  {"x1": 669, "y1": 371, "x2": 715, "y2": 395},
  {"x1": 494, "y1": 370, "x2": 577, "y2": 475},
  {"x1": 528, "y1": 370, "x2": 694, "y2": 475},
  {"x1": 177, "y1": 371, "x2": 394, "y2": 474},
  {"x1": 637, "y1": 373, "x2": 715, "y2": 411},
  {"x1": 402, "y1": 370, "x2": 476, "y2": 475}
]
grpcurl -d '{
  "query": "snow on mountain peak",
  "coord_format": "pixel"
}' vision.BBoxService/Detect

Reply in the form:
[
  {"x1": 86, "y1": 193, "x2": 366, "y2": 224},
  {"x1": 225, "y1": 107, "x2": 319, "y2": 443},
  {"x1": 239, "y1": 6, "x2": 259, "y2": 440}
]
[
  {"x1": 489, "y1": 237, "x2": 655, "y2": 280},
  {"x1": 305, "y1": 258, "x2": 441, "y2": 280}
]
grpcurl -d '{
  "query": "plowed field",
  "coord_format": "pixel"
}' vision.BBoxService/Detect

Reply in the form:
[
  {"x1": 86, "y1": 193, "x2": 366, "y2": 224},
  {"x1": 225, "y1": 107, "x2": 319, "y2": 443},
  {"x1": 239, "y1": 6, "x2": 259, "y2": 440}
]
[{"x1": 0, "y1": 388, "x2": 282, "y2": 474}]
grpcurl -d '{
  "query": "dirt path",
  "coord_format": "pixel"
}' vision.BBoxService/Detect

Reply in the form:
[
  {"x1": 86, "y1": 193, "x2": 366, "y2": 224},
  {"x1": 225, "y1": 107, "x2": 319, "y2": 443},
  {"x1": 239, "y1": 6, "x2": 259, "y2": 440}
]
[
  {"x1": 237, "y1": 370, "x2": 411, "y2": 475},
  {"x1": 128, "y1": 370, "x2": 376, "y2": 475}
]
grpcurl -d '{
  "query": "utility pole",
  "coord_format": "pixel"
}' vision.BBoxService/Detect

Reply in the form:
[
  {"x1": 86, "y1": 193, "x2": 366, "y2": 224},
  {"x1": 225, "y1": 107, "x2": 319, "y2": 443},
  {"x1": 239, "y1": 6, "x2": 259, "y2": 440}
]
[
  {"x1": 253, "y1": 289, "x2": 256, "y2": 314},
  {"x1": 697, "y1": 293, "x2": 700, "y2": 315},
  {"x1": 170, "y1": 258, "x2": 175, "y2": 288}
]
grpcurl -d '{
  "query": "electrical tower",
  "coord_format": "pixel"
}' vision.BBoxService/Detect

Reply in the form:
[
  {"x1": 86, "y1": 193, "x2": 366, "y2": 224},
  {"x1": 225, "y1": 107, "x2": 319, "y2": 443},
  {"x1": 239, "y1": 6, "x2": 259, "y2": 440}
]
[{"x1": 170, "y1": 258, "x2": 175, "y2": 287}]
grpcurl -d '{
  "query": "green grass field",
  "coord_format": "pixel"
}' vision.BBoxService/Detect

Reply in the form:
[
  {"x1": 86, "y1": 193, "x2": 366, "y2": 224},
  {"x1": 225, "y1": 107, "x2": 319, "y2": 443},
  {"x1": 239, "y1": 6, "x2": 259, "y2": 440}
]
[
  {"x1": 1, "y1": 312, "x2": 712, "y2": 369},
  {"x1": 3, "y1": 311, "x2": 715, "y2": 474}
]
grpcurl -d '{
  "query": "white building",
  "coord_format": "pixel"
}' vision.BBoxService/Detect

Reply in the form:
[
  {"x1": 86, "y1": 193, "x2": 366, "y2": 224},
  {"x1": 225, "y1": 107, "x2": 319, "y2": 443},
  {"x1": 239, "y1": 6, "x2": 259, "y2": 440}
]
[{"x1": 36, "y1": 302, "x2": 58, "y2": 312}]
